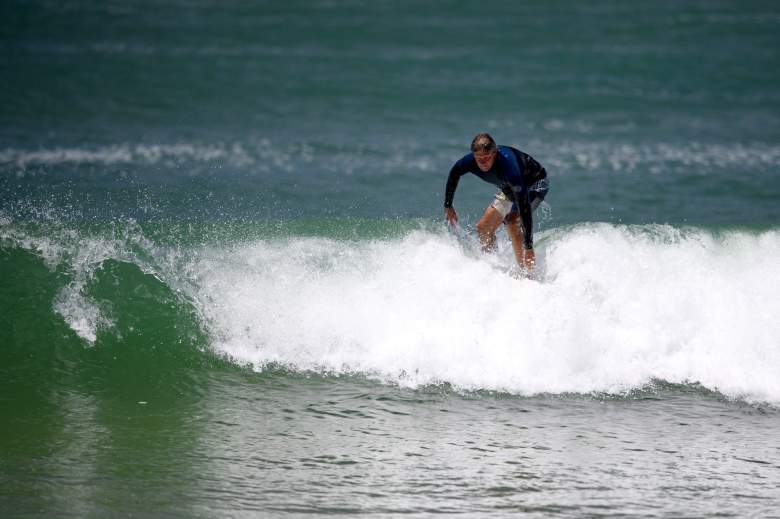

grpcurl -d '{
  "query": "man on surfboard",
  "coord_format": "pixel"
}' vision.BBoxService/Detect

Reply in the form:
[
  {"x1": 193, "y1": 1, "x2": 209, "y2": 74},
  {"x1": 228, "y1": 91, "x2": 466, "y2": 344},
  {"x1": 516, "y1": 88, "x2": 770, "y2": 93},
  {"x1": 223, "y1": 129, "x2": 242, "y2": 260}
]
[{"x1": 444, "y1": 133, "x2": 549, "y2": 272}]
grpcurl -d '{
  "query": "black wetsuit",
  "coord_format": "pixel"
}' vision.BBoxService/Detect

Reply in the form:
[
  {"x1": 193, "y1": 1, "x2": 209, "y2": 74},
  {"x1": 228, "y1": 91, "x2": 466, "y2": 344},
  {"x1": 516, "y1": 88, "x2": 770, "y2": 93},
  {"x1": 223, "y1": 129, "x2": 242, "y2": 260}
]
[{"x1": 444, "y1": 145, "x2": 548, "y2": 249}]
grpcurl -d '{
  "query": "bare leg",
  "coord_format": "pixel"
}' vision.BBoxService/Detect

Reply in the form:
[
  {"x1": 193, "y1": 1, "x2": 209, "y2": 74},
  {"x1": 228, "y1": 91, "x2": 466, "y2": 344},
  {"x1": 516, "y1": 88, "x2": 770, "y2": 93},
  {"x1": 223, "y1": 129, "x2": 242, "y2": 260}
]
[
  {"x1": 476, "y1": 206, "x2": 504, "y2": 253},
  {"x1": 506, "y1": 219, "x2": 536, "y2": 272}
]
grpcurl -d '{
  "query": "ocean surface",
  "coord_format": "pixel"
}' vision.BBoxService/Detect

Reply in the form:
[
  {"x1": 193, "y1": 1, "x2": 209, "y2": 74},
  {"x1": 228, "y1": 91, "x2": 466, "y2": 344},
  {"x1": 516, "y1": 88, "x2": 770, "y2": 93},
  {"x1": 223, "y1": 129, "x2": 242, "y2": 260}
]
[{"x1": 2, "y1": 1, "x2": 780, "y2": 517}]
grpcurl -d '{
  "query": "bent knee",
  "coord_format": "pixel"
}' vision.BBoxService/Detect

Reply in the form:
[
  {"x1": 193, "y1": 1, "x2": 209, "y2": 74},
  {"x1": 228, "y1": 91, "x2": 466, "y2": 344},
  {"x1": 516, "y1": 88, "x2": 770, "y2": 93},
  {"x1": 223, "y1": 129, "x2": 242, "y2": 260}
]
[
  {"x1": 476, "y1": 219, "x2": 500, "y2": 237},
  {"x1": 503, "y1": 212, "x2": 520, "y2": 225},
  {"x1": 476, "y1": 220, "x2": 491, "y2": 235},
  {"x1": 476, "y1": 210, "x2": 503, "y2": 235},
  {"x1": 506, "y1": 221, "x2": 525, "y2": 239}
]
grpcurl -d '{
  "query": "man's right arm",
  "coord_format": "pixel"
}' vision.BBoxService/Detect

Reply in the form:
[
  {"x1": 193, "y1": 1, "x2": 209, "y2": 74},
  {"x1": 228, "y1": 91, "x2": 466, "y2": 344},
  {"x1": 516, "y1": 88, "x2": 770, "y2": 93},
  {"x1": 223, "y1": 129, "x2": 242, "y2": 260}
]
[
  {"x1": 444, "y1": 157, "x2": 469, "y2": 209},
  {"x1": 444, "y1": 158, "x2": 470, "y2": 225}
]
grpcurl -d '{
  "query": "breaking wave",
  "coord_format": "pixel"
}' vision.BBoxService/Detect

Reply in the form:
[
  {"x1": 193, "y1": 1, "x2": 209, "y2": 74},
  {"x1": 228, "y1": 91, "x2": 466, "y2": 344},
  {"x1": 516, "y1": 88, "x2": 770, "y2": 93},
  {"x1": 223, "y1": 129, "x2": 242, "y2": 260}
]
[{"x1": 3, "y1": 218, "x2": 780, "y2": 404}]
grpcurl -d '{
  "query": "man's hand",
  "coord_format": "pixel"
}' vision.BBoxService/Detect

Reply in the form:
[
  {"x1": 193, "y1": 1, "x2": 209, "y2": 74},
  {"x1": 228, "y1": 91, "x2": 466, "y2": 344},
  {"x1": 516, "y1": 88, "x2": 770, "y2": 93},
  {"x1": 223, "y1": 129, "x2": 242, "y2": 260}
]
[{"x1": 444, "y1": 207, "x2": 458, "y2": 226}]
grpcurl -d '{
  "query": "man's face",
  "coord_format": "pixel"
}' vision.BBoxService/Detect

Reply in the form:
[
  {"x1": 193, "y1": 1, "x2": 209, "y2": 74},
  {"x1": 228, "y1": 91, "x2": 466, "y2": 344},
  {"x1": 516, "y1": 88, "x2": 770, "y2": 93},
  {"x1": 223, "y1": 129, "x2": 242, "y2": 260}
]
[{"x1": 474, "y1": 149, "x2": 497, "y2": 172}]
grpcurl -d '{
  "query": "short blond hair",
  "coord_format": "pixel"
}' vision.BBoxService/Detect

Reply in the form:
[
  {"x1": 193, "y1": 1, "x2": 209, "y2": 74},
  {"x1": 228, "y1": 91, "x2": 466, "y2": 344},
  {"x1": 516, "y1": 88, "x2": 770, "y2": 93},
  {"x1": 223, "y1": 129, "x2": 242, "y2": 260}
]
[{"x1": 470, "y1": 132, "x2": 496, "y2": 153}]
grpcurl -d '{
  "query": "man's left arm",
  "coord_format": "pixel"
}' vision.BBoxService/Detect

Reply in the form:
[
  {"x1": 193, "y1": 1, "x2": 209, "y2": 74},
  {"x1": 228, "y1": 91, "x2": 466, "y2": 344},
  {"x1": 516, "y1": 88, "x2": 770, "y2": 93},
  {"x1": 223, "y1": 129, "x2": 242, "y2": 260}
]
[
  {"x1": 508, "y1": 185, "x2": 535, "y2": 271},
  {"x1": 510, "y1": 147, "x2": 546, "y2": 179}
]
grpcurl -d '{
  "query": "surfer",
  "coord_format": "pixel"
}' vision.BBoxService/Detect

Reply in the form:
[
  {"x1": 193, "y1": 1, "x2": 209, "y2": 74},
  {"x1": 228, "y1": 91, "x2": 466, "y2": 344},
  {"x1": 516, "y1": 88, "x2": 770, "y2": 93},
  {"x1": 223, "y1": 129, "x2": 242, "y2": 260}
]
[{"x1": 444, "y1": 133, "x2": 549, "y2": 272}]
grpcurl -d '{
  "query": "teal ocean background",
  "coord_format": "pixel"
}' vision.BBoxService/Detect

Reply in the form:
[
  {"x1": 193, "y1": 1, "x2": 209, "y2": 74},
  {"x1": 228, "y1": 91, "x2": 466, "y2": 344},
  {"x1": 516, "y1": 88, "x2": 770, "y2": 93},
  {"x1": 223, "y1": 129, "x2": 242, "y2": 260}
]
[{"x1": 2, "y1": 1, "x2": 780, "y2": 517}]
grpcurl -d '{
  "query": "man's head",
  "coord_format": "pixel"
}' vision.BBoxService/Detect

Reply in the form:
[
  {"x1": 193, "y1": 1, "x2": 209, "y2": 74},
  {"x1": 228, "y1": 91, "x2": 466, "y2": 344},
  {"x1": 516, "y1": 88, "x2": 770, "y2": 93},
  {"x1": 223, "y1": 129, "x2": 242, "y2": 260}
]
[{"x1": 471, "y1": 132, "x2": 497, "y2": 172}]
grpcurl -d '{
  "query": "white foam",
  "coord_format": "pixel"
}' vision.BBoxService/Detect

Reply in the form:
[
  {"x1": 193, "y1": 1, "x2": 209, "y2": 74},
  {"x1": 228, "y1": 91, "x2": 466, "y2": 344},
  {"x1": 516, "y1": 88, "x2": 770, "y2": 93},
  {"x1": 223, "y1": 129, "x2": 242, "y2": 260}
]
[
  {"x1": 528, "y1": 140, "x2": 780, "y2": 173},
  {"x1": 188, "y1": 225, "x2": 780, "y2": 403},
  {"x1": 0, "y1": 143, "x2": 254, "y2": 170},
  {"x1": 3, "y1": 140, "x2": 780, "y2": 175}
]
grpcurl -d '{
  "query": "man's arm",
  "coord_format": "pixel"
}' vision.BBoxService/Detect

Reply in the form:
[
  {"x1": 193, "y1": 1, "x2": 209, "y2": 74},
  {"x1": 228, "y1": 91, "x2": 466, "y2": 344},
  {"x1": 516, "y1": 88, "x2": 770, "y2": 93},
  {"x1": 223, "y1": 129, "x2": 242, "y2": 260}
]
[
  {"x1": 444, "y1": 157, "x2": 470, "y2": 224},
  {"x1": 444, "y1": 158, "x2": 469, "y2": 209},
  {"x1": 508, "y1": 185, "x2": 533, "y2": 250},
  {"x1": 508, "y1": 147, "x2": 542, "y2": 248},
  {"x1": 510, "y1": 147, "x2": 547, "y2": 181}
]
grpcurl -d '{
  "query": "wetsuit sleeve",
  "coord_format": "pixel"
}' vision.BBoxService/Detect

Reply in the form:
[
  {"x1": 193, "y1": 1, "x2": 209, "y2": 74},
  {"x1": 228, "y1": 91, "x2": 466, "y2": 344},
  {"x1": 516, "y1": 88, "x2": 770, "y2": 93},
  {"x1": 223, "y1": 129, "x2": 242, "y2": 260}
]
[
  {"x1": 444, "y1": 157, "x2": 471, "y2": 208},
  {"x1": 519, "y1": 192, "x2": 533, "y2": 249},
  {"x1": 509, "y1": 186, "x2": 534, "y2": 249}
]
